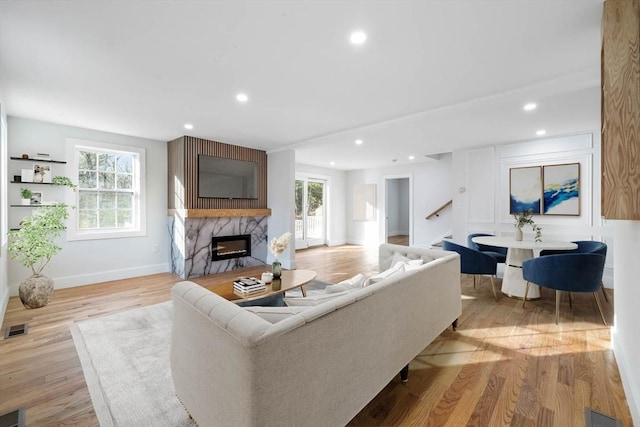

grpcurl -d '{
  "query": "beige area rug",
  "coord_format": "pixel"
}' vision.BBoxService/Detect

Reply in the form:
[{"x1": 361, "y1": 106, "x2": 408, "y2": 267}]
[{"x1": 70, "y1": 301, "x2": 195, "y2": 427}]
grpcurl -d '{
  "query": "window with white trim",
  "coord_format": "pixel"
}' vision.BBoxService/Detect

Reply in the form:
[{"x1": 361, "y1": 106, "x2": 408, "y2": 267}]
[{"x1": 67, "y1": 139, "x2": 146, "y2": 241}]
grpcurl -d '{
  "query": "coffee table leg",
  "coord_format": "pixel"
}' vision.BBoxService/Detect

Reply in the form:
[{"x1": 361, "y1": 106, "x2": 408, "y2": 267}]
[{"x1": 301, "y1": 285, "x2": 307, "y2": 297}]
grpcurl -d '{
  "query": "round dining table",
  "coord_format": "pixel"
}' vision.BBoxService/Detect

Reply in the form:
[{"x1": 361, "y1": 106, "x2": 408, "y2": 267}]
[{"x1": 471, "y1": 236, "x2": 578, "y2": 299}]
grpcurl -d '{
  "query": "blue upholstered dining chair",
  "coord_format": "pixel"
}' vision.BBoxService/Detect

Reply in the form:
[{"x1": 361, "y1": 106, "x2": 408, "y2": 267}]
[
  {"x1": 522, "y1": 253, "x2": 607, "y2": 325},
  {"x1": 539, "y1": 241, "x2": 609, "y2": 302},
  {"x1": 467, "y1": 233, "x2": 508, "y2": 263},
  {"x1": 442, "y1": 240, "x2": 498, "y2": 300}
]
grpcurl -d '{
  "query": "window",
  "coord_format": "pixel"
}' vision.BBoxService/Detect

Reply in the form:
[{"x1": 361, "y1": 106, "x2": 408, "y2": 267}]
[{"x1": 67, "y1": 139, "x2": 146, "y2": 240}]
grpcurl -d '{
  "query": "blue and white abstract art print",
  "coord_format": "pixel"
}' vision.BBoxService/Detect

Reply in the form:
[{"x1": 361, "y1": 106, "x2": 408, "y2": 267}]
[
  {"x1": 543, "y1": 163, "x2": 580, "y2": 215},
  {"x1": 510, "y1": 166, "x2": 542, "y2": 214}
]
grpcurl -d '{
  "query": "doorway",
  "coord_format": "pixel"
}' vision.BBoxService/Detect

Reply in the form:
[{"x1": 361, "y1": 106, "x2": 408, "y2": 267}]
[
  {"x1": 295, "y1": 177, "x2": 326, "y2": 249},
  {"x1": 385, "y1": 176, "x2": 411, "y2": 246}
]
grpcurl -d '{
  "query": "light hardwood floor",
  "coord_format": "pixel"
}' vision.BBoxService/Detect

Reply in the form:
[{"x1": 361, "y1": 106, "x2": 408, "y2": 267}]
[{"x1": 0, "y1": 245, "x2": 633, "y2": 426}]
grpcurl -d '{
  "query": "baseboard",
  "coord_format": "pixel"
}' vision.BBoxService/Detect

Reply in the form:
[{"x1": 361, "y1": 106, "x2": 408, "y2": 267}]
[
  {"x1": 327, "y1": 239, "x2": 347, "y2": 246},
  {"x1": 9, "y1": 263, "x2": 171, "y2": 295},
  {"x1": 613, "y1": 331, "x2": 640, "y2": 426}
]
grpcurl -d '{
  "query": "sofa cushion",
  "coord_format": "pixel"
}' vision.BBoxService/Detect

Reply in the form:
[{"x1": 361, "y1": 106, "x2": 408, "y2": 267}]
[
  {"x1": 325, "y1": 273, "x2": 367, "y2": 293},
  {"x1": 244, "y1": 306, "x2": 311, "y2": 323}
]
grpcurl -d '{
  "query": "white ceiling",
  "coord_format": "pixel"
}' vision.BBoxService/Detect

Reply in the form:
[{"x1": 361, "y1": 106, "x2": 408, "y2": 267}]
[{"x1": 0, "y1": 0, "x2": 603, "y2": 170}]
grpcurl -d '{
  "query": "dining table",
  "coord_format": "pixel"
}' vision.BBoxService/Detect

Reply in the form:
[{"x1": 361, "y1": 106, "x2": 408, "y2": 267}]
[{"x1": 471, "y1": 236, "x2": 578, "y2": 299}]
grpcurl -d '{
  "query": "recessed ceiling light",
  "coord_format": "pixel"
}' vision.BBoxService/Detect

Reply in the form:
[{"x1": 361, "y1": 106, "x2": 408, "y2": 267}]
[
  {"x1": 536, "y1": 129, "x2": 546, "y2": 136},
  {"x1": 523, "y1": 103, "x2": 537, "y2": 111},
  {"x1": 330, "y1": 161, "x2": 335, "y2": 166},
  {"x1": 408, "y1": 155, "x2": 415, "y2": 160},
  {"x1": 236, "y1": 93, "x2": 249, "y2": 103},
  {"x1": 184, "y1": 123, "x2": 193, "y2": 130},
  {"x1": 350, "y1": 31, "x2": 367, "y2": 45},
  {"x1": 355, "y1": 139, "x2": 363, "y2": 145}
]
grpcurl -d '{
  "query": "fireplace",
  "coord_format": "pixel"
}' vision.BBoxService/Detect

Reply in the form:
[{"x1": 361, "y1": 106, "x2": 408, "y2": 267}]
[{"x1": 211, "y1": 234, "x2": 252, "y2": 261}]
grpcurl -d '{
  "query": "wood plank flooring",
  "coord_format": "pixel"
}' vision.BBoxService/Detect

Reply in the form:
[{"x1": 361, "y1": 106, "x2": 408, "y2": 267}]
[{"x1": 0, "y1": 244, "x2": 633, "y2": 426}]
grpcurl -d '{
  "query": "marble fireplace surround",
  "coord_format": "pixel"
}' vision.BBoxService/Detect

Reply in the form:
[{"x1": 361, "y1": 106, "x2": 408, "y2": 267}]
[{"x1": 169, "y1": 209, "x2": 272, "y2": 279}]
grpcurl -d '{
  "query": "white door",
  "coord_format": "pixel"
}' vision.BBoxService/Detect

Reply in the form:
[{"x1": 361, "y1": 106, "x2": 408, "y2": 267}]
[{"x1": 295, "y1": 178, "x2": 326, "y2": 249}]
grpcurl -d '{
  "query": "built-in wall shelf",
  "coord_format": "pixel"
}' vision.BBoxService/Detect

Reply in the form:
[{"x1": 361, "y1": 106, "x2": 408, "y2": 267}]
[
  {"x1": 9, "y1": 204, "x2": 57, "y2": 207},
  {"x1": 168, "y1": 208, "x2": 272, "y2": 218},
  {"x1": 10, "y1": 156, "x2": 66, "y2": 164},
  {"x1": 11, "y1": 181, "x2": 54, "y2": 185}
]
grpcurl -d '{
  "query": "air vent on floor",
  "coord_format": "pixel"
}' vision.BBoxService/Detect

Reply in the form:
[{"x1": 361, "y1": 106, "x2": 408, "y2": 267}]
[
  {"x1": 0, "y1": 407, "x2": 25, "y2": 427},
  {"x1": 584, "y1": 408, "x2": 622, "y2": 427},
  {"x1": 4, "y1": 323, "x2": 28, "y2": 339}
]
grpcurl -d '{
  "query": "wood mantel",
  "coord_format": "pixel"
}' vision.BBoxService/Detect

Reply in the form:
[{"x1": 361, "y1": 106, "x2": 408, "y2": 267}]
[{"x1": 168, "y1": 208, "x2": 272, "y2": 218}]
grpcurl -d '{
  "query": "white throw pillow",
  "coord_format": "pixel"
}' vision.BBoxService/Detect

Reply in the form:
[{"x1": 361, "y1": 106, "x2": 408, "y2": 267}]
[
  {"x1": 244, "y1": 306, "x2": 311, "y2": 323},
  {"x1": 390, "y1": 252, "x2": 411, "y2": 267},
  {"x1": 284, "y1": 291, "x2": 351, "y2": 306},
  {"x1": 364, "y1": 262, "x2": 405, "y2": 286},
  {"x1": 404, "y1": 259, "x2": 425, "y2": 271},
  {"x1": 325, "y1": 273, "x2": 367, "y2": 294}
]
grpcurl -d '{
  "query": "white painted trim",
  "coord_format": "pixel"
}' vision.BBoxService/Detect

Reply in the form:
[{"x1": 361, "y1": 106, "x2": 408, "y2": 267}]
[
  {"x1": 8, "y1": 263, "x2": 170, "y2": 295},
  {"x1": 65, "y1": 138, "x2": 147, "y2": 241}
]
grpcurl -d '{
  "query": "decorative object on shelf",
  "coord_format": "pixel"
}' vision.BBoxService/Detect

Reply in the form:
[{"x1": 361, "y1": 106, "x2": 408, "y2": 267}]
[
  {"x1": 267, "y1": 231, "x2": 292, "y2": 278},
  {"x1": 21, "y1": 168, "x2": 34, "y2": 183},
  {"x1": 514, "y1": 209, "x2": 542, "y2": 242},
  {"x1": 20, "y1": 188, "x2": 32, "y2": 205},
  {"x1": 7, "y1": 178, "x2": 76, "y2": 309},
  {"x1": 13, "y1": 175, "x2": 21, "y2": 183},
  {"x1": 30, "y1": 191, "x2": 43, "y2": 205},
  {"x1": 33, "y1": 164, "x2": 52, "y2": 183},
  {"x1": 21, "y1": 154, "x2": 29, "y2": 159}
]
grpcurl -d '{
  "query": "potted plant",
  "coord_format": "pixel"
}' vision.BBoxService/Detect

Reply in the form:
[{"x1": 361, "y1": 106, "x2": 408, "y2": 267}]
[
  {"x1": 7, "y1": 177, "x2": 76, "y2": 308},
  {"x1": 20, "y1": 188, "x2": 32, "y2": 205},
  {"x1": 514, "y1": 209, "x2": 542, "y2": 242}
]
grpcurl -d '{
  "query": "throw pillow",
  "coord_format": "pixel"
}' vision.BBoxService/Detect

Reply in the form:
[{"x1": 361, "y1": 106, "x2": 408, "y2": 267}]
[
  {"x1": 284, "y1": 290, "x2": 351, "y2": 306},
  {"x1": 244, "y1": 306, "x2": 311, "y2": 323},
  {"x1": 404, "y1": 259, "x2": 425, "y2": 271},
  {"x1": 364, "y1": 261, "x2": 405, "y2": 286},
  {"x1": 325, "y1": 273, "x2": 367, "y2": 293},
  {"x1": 390, "y1": 252, "x2": 411, "y2": 267}
]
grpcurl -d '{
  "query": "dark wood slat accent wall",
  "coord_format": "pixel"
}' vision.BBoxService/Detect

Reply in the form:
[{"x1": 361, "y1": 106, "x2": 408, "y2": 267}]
[
  {"x1": 601, "y1": 0, "x2": 640, "y2": 220},
  {"x1": 167, "y1": 137, "x2": 185, "y2": 210},
  {"x1": 168, "y1": 136, "x2": 268, "y2": 210}
]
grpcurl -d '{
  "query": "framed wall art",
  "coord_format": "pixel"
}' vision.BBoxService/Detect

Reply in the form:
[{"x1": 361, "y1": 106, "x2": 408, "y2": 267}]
[
  {"x1": 542, "y1": 163, "x2": 580, "y2": 215},
  {"x1": 30, "y1": 191, "x2": 43, "y2": 205},
  {"x1": 509, "y1": 166, "x2": 542, "y2": 214}
]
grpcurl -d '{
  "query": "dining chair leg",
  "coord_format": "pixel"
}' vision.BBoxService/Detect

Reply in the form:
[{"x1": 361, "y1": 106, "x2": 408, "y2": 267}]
[
  {"x1": 555, "y1": 290, "x2": 561, "y2": 325},
  {"x1": 489, "y1": 275, "x2": 498, "y2": 301},
  {"x1": 473, "y1": 275, "x2": 477, "y2": 289},
  {"x1": 593, "y1": 292, "x2": 608, "y2": 326},
  {"x1": 523, "y1": 282, "x2": 530, "y2": 308},
  {"x1": 568, "y1": 292, "x2": 573, "y2": 310},
  {"x1": 600, "y1": 282, "x2": 609, "y2": 303}
]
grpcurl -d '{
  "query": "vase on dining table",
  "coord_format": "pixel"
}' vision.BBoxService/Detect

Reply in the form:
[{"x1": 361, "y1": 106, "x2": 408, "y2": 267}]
[{"x1": 515, "y1": 228, "x2": 523, "y2": 241}]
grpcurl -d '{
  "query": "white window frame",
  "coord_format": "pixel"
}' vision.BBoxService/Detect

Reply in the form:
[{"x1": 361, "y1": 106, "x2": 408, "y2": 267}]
[{"x1": 66, "y1": 138, "x2": 146, "y2": 241}]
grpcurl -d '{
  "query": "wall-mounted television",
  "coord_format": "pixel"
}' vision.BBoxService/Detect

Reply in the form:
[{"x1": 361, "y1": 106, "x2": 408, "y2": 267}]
[{"x1": 198, "y1": 155, "x2": 258, "y2": 199}]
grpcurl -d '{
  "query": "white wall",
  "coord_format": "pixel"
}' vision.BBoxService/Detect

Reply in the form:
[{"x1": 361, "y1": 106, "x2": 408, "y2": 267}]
[
  {"x1": 296, "y1": 163, "x2": 347, "y2": 246},
  {"x1": 267, "y1": 150, "x2": 296, "y2": 268},
  {"x1": 7, "y1": 117, "x2": 170, "y2": 294},
  {"x1": 451, "y1": 132, "x2": 614, "y2": 286},
  {"x1": 0, "y1": 103, "x2": 8, "y2": 322},
  {"x1": 346, "y1": 154, "x2": 453, "y2": 247},
  {"x1": 612, "y1": 221, "x2": 640, "y2": 425}
]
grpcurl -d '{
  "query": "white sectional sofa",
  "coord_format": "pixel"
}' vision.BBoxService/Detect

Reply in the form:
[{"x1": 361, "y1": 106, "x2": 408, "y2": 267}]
[{"x1": 170, "y1": 243, "x2": 461, "y2": 427}]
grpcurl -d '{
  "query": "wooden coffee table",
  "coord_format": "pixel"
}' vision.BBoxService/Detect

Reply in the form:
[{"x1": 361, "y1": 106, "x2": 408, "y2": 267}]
[{"x1": 204, "y1": 269, "x2": 317, "y2": 304}]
